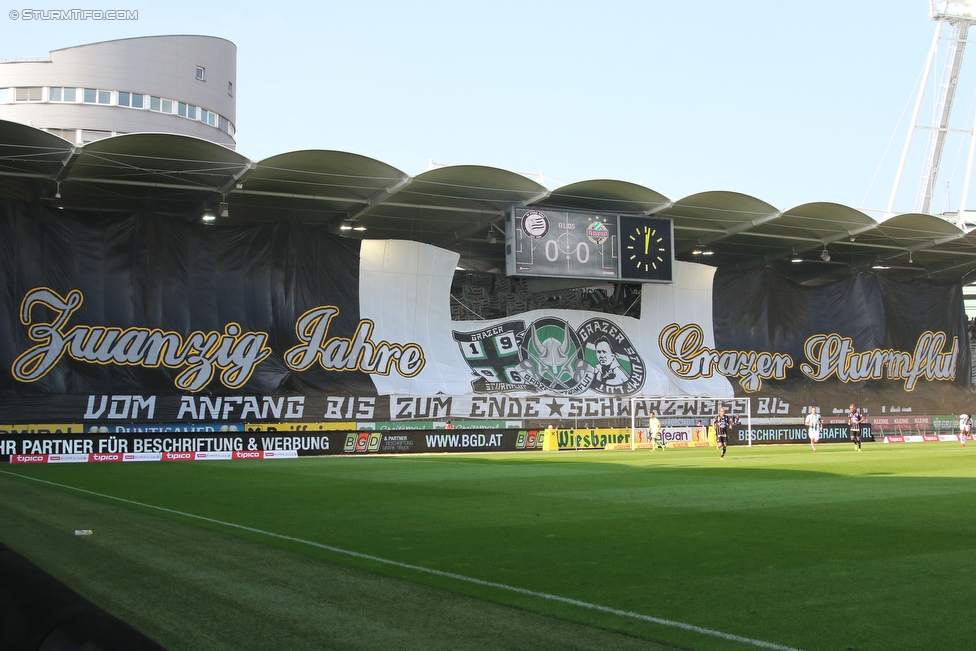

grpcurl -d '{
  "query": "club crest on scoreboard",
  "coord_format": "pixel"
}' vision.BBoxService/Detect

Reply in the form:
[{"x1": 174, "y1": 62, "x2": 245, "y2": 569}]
[
  {"x1": 520, "y1": 210, "x2": 550, "y2": 238},
  {"x1": 586, "y1": 220, "x2": 611, "y2": 245}
]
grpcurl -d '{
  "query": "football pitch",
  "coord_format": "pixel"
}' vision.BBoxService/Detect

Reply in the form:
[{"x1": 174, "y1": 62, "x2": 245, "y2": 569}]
[{"x1": 1, "y1": 443, "x2": 975, "y2": 651}]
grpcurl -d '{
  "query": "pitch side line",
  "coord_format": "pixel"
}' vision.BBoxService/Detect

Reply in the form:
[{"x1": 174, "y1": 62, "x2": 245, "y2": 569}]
[{"x1": 2, "y1": 470, "x2": 804, "y2": 651}]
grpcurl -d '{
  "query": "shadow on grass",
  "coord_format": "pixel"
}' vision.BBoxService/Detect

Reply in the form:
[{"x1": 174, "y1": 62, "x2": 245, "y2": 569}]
[{"x1": 1, "y1": 445, "x2": 975, "y2": 651}]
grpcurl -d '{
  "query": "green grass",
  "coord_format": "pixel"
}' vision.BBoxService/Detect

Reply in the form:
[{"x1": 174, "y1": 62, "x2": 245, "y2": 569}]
[{"x1": 2, "y1": 443, "x2": 975, "y2": 651}]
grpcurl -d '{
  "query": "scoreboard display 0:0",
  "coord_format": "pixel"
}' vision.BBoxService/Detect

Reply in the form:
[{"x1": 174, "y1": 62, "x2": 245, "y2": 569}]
[{"x1": 506, "y1": 208, "x2": 619, "y2": 280}]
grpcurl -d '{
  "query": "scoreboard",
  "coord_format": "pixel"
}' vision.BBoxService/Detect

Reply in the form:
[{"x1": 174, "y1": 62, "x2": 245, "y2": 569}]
[
  {"x1": 507, "y1": 208, "x2": 618, "y2": 279},
  {"x1": 505, "y1": 207, "x2": 673, "y2": 283}
]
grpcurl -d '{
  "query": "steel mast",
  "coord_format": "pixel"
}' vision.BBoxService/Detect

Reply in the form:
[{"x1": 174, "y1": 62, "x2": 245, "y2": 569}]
[{"x1": 888, "y1": 1, "x2": 976, "y2": 222}]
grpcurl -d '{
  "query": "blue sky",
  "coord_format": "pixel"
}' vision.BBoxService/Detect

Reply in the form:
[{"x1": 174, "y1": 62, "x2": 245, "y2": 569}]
[{"x1": 3, "y1": 1, "x2": 973, "y2": 217}]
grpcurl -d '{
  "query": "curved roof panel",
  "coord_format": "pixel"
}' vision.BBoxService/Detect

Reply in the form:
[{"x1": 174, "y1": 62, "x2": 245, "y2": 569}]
[
  {"x1": 776, "y1": 202, "x2": 875, "y2": 238},
  {"x1": 535, "y1": 179, "x2": 670, "y2": 214},
  {"x1": 3, "y1": 119, "x2": 976, "y2": 282},
  {"x1": 358, "y1": 165, "x2": 547, "y2": 246},
  {"x1": 68, "y1": 132, "x2": 249, "y2": 186},
  {"x1": 248, "y1": 150, "x2": 407, "y2": 198},
  {"x1": 0, "y1": 120, "x2": 74, "y2": 202},
  {"x1": 869, "y1": 212, "x2": 964, "y2": 247},
  {"x1": 231, "y1": 150, "x2": 409, "y2": 224},
  {"x1": 403, "y1": 165, "x2": 547, "y2": 205},
  {"x1": 58, "y1": 132, "x2": 249, "y2": 216},
  {"x1": 728, "y1": 202, "x2": 879, "y2": 265},
  {"x1": 662, "y1": 191, "x2": 781, "y2": 257},
  {"x1": 0, "y1": 119, "x2": 74, "y2": 176}
]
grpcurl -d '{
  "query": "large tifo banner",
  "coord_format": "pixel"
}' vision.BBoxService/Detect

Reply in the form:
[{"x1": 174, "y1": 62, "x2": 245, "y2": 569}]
[{"x1": 0, "y1": 199, "x2": 970, "y2": 428}]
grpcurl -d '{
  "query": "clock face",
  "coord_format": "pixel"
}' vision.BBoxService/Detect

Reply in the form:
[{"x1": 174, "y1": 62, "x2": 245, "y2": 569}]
[{"x1": 619, "y1": 216, "x2": 673, "y2": 282}]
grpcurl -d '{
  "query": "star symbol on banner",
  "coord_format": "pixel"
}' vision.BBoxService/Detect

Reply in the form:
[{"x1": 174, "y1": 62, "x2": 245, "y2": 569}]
[{"x1": 546, "y1": 398, "x2": 564, "y2": 416}]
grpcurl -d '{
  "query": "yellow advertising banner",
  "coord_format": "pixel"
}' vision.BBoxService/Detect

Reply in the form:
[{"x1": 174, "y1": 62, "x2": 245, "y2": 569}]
[
  {"x1": 556, "y1": 428, "x2": 632, "y2": 450},
  {"x1": 1, "y1": 424, "x2": 85, "y2": 435}
]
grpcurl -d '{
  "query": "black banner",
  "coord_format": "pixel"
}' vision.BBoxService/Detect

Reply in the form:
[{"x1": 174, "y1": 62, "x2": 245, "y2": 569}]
[
  {"x1": 0, "y1": 199, "x2": 374, "y2": 398},
  {"x1": 729, "y1": 424, "x2": 874, "y2": 445},
  {"x1": 713, "y1": 268, "x2": 971, "y2": 412}
]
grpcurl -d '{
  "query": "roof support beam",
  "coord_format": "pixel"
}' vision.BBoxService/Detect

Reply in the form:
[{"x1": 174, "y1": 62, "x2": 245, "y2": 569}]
[
  {"x1": 428, "y1": 191, "x2": 548, "y2": 247},
  {"x1": 434, "y1": 212, "x2": 505, "y2": 248},
  {"x1": 380, "y1": 201, "x2": 505, "y2": 216},
  {"x1": 731, "y1": 223, "x2": 882, "y2": 271},
  {"x1": 217, "y1": 162, "x2": 255, "y2": 195},
  {"x1": 344, "y1": 175, "x2": 412, "y2": 223},
  {"x1": 229, "y1": 188, "x2": 369, "y2": 203},
  {"x1": 67, "y1": 177, "x2": 222, "y2": 192},
  {"x1": 857, "y1": 232, "x2": 972, "y2": 269},
  {"x1": 53, "y1": 146, "x2": 82, "y2": 184},
  {"x1": 0, "y1": 170, "x2": 53, "y2": 180},
  {"x1": 677, "y1": 209, "x2": 782, "y2": 254},
  {"x1": 523, "y1": 189, "x2": 552, "y2": 206},
  {"x1": 643, "y1": 200, "x2": 673, "y2": 215},
  {"x1": 194, "y1": 162, "x2": 256, "y2": 219}
]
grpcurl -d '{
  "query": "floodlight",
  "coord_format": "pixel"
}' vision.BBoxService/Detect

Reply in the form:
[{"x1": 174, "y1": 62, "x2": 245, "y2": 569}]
[{"x1": 930, "y1": 0, "x2": 976, "y2": 20}]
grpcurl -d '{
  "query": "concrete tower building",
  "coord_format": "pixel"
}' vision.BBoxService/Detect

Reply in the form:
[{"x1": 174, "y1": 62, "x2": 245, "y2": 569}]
[{"x1": 0, "y1": 35, "x2": 236, "y2": 147}]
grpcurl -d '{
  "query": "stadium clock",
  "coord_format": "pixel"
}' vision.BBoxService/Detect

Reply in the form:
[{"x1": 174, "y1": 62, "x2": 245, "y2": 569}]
[{"x1": 618, "y1": 215, "x2": 673, "y2": 282}]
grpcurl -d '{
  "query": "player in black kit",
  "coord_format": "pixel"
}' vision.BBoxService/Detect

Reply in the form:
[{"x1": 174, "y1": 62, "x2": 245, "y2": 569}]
[
  {"x1": 713, "y1": 407, "x2": 740, "y2": 459},
  {"x1": 847, "y1": 403, "x2": 865, "y2": 451}
]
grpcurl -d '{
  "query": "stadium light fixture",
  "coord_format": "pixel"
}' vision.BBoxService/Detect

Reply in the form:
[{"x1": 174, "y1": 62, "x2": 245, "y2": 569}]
[
  {"x1": 820, "y1": 247, "x2": 830, "y2": 262},
  {"x1": 339, "y1": 220, "x2": 354, "y2": 230},
  {"x1": 791, "y1": 257, "x2": 803, "y2": 263},
  {"x1": 201, "y1": 209, "x2": 216, "y2": 222},
  {"x1": 930, "y1": 0, "x2": 976, "y2": 20},
  {"x1": 487, "y1": 223, "x2": 503, "y2": 244},
  {"x1": 701, "y1": 250, "x2": 714, "y2": 256},
  {"x1": 218, "y1": 198, "x2": 229, "y2": 218}
]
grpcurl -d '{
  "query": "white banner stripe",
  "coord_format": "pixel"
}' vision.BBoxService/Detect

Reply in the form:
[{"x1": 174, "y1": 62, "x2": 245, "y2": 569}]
[{"x1": 1, "y1": 470, "x2": 804, "y2": 651}]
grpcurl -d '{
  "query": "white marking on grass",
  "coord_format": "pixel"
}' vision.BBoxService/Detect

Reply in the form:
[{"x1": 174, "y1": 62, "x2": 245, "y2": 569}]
[{"x1": 2, "y1": 470, "x2": 804, "y2": 651}]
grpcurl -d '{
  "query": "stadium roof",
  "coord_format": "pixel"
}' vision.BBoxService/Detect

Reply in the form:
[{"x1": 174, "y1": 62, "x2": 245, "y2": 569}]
[{"x1": 2, "y1": 118, "x2": 976, "y2": 284}]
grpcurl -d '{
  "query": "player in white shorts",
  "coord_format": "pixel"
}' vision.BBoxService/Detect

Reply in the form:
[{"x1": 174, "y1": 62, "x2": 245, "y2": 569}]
[
  {"x1": 805, "y1": 406, "x2": 822, "y2": 452},
  {"x1": 648, "y1": 412, "x2": 664, "y2": 450},
  {"x1": 959, "y1": 413, "x2": 971, "y2": 447}
]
